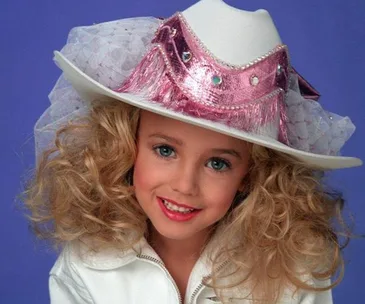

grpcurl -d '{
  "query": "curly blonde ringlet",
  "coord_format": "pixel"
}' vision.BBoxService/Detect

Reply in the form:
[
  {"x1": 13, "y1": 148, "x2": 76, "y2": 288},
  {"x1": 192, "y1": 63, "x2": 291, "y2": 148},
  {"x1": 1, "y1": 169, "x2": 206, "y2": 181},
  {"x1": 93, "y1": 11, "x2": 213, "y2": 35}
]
[
  {"x1": 23, "y1": 99, "x2": 350, "y2": 303},
  {"x1": 24, "y1": 99, "x2": 146, "y2": 249},
  {"x1": 207, "y1": 145, "x2": 349, "y2": 303}
]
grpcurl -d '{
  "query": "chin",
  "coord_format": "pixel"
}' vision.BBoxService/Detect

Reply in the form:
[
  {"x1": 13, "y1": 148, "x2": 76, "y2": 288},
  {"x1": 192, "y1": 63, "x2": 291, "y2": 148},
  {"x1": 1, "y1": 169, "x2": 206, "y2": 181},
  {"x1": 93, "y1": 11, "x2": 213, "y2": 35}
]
[
  {"x1": 152, "y1": 221, "x2": 191, "y2": 240},
  {"x1": 151, "y1": 217, "x2": 212, "y2": 242}
]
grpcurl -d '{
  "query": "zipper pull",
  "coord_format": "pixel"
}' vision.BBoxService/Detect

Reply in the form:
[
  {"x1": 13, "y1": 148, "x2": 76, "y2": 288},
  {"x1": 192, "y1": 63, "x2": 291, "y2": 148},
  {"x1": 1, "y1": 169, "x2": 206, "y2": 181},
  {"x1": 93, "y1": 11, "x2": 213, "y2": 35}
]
[{"x1": 206, "y1": 296, "x2": 221, "y2": 302}]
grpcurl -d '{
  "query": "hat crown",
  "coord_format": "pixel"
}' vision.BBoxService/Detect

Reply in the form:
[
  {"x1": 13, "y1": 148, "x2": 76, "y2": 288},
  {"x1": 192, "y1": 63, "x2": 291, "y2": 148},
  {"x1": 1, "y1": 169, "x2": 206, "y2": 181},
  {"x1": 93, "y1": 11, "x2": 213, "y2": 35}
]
[
  {"x1": 182, "y1": 0, "x2": 282, "y2": 66},
  {"x1": 51, "y1": 7, "x2": 361, "y2": 168}
]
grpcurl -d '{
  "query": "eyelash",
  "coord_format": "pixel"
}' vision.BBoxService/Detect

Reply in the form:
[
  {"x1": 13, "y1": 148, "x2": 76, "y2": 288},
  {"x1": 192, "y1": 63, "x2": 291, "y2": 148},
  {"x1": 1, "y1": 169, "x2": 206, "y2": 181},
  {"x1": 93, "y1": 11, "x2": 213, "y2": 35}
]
[{"x1": 152, "y1": 144, "x2": 232, "y2": 173}]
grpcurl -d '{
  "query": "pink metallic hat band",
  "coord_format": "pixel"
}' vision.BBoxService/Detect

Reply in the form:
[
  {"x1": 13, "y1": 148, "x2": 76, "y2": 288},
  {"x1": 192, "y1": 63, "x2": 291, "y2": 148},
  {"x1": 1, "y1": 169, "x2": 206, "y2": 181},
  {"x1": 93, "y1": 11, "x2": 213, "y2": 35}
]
[
  {"x1": 116, "y1": 13, "x2": 316, "y2": 147},
  {"x1": 46, "y1": 13, "x2": 360, "y2": 168}
]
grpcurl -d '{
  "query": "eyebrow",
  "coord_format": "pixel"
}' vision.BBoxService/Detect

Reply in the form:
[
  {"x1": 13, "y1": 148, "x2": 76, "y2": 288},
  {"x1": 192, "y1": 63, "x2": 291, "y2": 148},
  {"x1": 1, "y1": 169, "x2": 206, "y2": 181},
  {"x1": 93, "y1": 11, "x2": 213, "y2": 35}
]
[{"x1": 148, "y1": 133, "x2": 243, "y2": 160}]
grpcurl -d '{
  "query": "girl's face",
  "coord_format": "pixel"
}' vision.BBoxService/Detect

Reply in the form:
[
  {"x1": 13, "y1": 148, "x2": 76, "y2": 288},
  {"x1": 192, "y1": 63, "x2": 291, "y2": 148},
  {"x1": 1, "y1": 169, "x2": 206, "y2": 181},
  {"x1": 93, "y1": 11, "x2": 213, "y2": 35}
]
[{"x1": 133, "y1": 111, "x2": 250, "y2": 242}]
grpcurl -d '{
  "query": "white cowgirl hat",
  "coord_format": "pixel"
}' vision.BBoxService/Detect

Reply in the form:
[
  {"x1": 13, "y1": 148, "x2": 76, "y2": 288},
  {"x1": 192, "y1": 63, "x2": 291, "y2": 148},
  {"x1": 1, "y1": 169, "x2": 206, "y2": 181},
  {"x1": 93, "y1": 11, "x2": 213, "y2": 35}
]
[{"x1": 37, "y1": 0, "x2": 362, "y2": 169}]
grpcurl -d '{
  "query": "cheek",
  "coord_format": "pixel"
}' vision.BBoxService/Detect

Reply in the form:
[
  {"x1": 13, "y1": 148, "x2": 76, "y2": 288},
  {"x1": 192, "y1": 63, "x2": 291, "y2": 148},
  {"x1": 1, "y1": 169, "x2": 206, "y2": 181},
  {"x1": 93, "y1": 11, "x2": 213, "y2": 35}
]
[
  {"x1": 133, "y1": 153, "x2": 150, "y2": 192},
  {"x1": 133, "y1": 153, "x2": 155, "y2": 211},
  {"x1": 133, "y1": 149, "x2": 163, "y2": 193},
  {"x1": 204, "y1": 168, "x2": 248, "y2": 213},
  {"x1": 204, "y1": 182, "x2": 238, "y2": 212}
]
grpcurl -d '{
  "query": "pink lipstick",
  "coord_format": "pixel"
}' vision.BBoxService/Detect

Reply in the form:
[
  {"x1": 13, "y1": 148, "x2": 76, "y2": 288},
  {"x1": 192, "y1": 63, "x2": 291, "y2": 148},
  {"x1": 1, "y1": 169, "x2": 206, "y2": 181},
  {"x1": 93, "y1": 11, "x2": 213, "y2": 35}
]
[{"x1": 157, "y1": 197, "x2": 201, "y2": 222}]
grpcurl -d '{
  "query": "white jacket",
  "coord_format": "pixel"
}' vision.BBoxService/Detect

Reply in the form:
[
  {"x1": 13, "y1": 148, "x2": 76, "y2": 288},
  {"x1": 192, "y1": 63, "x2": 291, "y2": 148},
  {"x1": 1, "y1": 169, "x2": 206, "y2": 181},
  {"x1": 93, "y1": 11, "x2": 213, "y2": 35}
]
[{"x1": 49, "y1": 238, "x2": 333, "y2": 304}]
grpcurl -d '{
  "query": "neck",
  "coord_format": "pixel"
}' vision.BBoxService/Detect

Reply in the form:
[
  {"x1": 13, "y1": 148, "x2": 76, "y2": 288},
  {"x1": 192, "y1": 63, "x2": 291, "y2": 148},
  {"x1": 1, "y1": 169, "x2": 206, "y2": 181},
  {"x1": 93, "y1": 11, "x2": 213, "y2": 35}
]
[{"x1": 148, "y1": 224, "x2": 213, "y2": 262}]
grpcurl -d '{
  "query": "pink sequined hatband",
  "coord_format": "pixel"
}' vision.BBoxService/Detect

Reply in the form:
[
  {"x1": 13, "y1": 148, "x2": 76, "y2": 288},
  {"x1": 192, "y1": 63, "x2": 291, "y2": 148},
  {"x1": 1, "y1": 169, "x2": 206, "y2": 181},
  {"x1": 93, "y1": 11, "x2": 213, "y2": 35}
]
[
  {"x1": 115, "y1": 13, "x2": 293, "y2": 144},
  {"x1": 45, "y1": 11, "x2": 359, "y2": 167}
]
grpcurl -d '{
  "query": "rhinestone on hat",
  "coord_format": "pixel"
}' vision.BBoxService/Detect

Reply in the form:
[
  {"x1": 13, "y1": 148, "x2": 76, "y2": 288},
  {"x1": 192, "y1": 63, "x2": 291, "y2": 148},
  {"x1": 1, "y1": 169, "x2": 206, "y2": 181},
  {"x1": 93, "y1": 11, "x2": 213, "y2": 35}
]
[
  {"x1": 250, "y1": 75, "x2": 260, "y2": 86},
  {"x1": 277, "y1": 64, "x2": 283, "y2": 75},
  {"x1": 212, "y1": 75, "x2": 222, "y2": 86},
  {"x1": 182, "y1": 51, "x2": 192, "y2": 63}
]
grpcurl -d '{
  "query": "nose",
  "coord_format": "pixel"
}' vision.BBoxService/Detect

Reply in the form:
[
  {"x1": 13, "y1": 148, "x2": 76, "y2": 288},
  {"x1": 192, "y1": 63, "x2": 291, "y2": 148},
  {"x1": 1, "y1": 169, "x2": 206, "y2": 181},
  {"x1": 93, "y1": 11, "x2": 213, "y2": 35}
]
[{"x1": 170, "y1": 162, "x2": 199, "y2": 196}]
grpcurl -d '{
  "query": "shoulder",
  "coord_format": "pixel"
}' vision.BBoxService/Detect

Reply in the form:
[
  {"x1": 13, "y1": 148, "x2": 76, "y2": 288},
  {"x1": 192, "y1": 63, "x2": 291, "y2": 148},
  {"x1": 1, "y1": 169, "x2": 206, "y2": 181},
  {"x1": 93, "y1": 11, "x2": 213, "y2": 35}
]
[
  {"x1": 279, "y1": 276, "x2": 333, "y2": 304},
  {"x1": 49, "y1": 241, "x2": 89, "y2": 285},
  {"x1": 49, "y1": 242, "x2": 94, "y2": 303},
  {"x1": 48, "y1": 239, "x2": 167, "y2": 304},
  {"x1": 296, "y1": 277, "x2": 333, "y2": 304},
  {"x1": 50, "y1": 240, "x2": 138, "y2": 275}
]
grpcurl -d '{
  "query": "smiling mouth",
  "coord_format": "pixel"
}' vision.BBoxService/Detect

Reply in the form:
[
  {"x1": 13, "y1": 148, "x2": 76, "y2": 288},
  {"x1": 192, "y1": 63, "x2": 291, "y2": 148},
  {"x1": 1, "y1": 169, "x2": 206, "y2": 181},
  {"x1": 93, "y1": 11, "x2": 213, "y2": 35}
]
[
  {"x1": 157, "y1": 197, "x2": 201, "y2": 222},
  {"x1": 161, "y1": 199, "x2": 195, "y2": 214}
]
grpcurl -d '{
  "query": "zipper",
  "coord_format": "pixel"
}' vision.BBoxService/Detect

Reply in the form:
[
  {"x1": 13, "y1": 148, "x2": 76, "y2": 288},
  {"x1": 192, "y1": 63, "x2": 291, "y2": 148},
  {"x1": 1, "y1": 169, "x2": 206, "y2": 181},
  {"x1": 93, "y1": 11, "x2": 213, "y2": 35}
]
[
  {"x1": 137, "y1": 254, "x2": 183, "y2": 304},
  {"x1": 189, "y1": 281, "x2": 205, "y2": 304},
  {"x1": 189, "y1": 260, "x2": 230, "y2": 304}
]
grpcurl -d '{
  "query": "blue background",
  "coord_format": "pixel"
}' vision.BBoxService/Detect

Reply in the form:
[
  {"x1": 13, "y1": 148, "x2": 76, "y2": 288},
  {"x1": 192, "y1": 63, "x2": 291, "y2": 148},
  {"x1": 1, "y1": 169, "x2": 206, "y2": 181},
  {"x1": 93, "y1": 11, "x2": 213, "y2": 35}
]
[{"x1": 1, "y1": 0, "x2": 364, "y2": 303}]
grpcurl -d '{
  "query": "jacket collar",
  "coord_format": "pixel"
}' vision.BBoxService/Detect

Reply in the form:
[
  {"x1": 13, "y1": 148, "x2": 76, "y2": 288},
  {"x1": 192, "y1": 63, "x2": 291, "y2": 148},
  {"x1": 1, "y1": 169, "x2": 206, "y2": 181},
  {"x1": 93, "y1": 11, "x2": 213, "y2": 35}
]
[
  {"x1": 71, "y1": 232, "x2": 233, "y2": 302},
  {"x1": 72, "y1": 237, "x2": 146, "y2": 270},
  {"x1": 75, "y1": 236, "x2": 213, "y2": 274}
]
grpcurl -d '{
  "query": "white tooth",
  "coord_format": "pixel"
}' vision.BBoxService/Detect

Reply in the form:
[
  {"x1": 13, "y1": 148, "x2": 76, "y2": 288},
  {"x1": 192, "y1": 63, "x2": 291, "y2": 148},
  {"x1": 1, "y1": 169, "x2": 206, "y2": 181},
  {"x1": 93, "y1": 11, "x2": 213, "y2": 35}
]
[
  {"x1": 170, "y1": 204, "x2": 178, "y2": 210},
  {"x1": 162, "y1": 199, "x2": 194, "y2": 213}
]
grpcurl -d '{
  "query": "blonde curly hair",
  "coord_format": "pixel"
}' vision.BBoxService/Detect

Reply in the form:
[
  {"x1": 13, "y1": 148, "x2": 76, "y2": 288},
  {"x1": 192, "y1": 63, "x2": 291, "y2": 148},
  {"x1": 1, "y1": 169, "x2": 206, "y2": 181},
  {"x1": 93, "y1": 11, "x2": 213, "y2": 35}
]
[{"x1": 23, "y1": 99, "x2": 350, "y2": 303}]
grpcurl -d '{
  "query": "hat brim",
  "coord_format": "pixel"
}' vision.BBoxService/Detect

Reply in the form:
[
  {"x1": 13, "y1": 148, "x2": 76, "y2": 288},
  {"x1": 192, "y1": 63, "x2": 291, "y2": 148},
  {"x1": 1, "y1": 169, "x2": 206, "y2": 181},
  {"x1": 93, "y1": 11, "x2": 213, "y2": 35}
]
[{"x1": 53, "y1": 51, "x2": 362, "y2": 170}]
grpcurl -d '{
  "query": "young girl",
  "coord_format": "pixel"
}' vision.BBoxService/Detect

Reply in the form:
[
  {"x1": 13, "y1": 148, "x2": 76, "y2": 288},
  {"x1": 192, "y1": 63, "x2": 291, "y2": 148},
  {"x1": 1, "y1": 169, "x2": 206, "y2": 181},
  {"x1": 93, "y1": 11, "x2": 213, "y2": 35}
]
[{"x1": 25, "y1": 0, "x2": 362, "y2": 303}]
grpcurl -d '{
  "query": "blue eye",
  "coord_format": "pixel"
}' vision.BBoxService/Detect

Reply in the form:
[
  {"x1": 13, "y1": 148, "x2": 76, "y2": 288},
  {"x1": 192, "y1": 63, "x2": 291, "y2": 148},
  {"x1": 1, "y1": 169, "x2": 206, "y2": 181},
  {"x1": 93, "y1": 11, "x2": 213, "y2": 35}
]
[
  {"x1": 153, "y1": 146, "x2": 231, "y2": 172},
  {"x1": 154, "y1": 145, "x2": 175, "y2": 158},
  {"x1": 207, "y1": 158, "x2": 231, "y2": 172}
]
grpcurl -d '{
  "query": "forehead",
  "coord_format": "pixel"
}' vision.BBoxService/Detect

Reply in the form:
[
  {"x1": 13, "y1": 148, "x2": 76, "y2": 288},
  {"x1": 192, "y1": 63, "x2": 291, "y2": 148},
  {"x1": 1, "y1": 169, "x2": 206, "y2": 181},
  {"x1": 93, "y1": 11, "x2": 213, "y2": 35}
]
[{"x1": 138, "y1": 110, "x2": 248, "y2": 149}]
